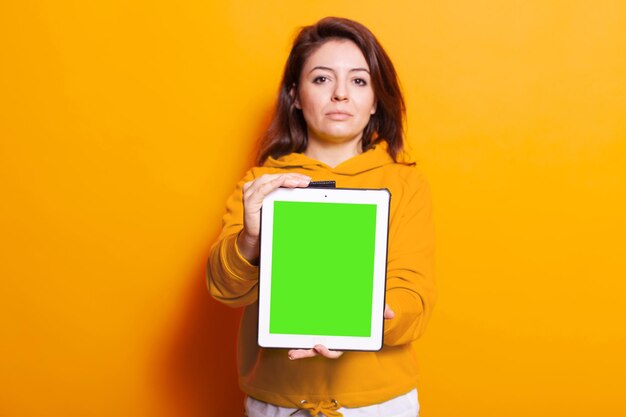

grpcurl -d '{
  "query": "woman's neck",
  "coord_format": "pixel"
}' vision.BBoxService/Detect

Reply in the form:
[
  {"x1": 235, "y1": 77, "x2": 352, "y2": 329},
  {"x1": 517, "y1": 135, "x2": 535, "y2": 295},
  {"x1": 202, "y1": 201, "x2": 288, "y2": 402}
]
[{"x1": 304, "y1": 137, "x2": 362, "y2": 168}]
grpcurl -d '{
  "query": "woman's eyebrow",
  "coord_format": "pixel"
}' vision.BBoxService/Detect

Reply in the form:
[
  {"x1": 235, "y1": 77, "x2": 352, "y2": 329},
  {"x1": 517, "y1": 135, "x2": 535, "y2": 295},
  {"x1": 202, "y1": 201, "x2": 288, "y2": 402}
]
[{"x1": 308, "y1": 66, "x2": 370, "y2": 74}]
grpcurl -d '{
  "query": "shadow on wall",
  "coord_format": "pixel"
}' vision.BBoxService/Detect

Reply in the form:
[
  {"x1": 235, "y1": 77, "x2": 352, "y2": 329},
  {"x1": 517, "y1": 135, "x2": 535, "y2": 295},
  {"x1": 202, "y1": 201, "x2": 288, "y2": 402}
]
[
  {"x1": 156, "y1": 106, "x2": 274, "y2": 416},
  {"x1": 159, "y1": 260, "x2": 244, "y2": 416}
]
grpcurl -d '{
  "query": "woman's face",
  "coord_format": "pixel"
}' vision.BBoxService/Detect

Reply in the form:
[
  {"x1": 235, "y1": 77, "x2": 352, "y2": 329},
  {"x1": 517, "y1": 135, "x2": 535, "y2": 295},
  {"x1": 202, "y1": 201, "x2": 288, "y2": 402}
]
[{"x1": 295, "y1": 39, "x2": 376, "y2": 148}]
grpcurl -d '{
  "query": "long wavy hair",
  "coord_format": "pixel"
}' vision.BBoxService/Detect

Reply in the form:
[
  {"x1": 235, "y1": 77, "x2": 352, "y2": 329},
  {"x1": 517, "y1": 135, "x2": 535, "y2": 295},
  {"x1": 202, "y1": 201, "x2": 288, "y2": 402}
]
[{"x1": 256, "y1": 17, "x2": 406, "y2": 165}]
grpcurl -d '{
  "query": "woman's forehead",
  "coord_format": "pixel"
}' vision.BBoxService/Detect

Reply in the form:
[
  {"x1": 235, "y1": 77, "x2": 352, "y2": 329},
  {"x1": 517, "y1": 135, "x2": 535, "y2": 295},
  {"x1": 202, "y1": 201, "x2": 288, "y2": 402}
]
[{"x1": 302, "y1": 40, "x2": 369, "y2": 73}]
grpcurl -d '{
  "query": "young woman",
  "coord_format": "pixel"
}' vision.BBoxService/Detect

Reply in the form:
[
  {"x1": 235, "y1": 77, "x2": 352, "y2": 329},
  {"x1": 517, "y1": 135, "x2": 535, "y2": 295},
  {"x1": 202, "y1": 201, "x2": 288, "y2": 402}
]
[{"x1": 207, "y1": 17, "x2": 435, "y2": 417}]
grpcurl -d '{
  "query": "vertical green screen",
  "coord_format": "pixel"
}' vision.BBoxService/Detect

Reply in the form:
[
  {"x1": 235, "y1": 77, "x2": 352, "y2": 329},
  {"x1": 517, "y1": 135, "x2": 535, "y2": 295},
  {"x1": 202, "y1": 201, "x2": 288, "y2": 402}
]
[{"x1": 269, "y1": 201, "x2": 377, "y2": 337}]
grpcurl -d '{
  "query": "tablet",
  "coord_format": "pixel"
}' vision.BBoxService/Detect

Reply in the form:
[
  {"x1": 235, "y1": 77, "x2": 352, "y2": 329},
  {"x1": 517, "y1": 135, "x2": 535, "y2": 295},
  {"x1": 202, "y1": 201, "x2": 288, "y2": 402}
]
[{"x1": 257, "y1": 187, "x2": 391, "y2": 351}]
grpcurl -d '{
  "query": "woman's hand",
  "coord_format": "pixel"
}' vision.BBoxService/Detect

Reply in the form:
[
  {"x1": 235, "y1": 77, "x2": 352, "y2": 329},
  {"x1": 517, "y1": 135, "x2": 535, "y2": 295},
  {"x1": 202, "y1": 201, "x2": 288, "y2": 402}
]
[
  {"x1": 237, "y1": 173, "x2": 311, "y2": 263},
  {"x1": 287, "y1": 304, "x2": 396, "y2": 360}
]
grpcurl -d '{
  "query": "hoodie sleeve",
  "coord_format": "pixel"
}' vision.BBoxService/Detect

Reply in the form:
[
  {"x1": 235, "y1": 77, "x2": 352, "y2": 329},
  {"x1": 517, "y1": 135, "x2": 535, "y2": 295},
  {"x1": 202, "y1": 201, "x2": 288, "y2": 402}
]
[
  {"x1": 383, "y1": 171, "x2": 436, "y2": 346},
  {"x1": 206, "y1": 169, "x2": 260, "y2": 308}
]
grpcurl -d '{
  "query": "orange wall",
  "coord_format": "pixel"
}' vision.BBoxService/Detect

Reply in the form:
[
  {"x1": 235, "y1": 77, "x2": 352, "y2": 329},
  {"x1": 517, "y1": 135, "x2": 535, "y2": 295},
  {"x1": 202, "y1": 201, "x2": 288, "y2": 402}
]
[{"x1": 1, "y1": 1, "x2": 625, "y2": 416}]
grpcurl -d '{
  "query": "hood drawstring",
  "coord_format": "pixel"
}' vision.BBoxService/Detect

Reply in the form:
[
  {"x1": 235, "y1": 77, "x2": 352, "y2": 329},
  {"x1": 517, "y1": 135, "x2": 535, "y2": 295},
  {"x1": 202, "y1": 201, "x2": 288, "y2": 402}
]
[{"x1": 289, "y1": 399, "x2": 343, "y2": 417}]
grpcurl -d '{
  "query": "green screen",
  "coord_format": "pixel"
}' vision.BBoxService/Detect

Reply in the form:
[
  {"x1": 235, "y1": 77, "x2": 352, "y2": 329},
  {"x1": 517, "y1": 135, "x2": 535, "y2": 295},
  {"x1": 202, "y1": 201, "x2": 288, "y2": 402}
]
[{"x1": 269, "y1": 201, "x2": 377, "y2": 337}]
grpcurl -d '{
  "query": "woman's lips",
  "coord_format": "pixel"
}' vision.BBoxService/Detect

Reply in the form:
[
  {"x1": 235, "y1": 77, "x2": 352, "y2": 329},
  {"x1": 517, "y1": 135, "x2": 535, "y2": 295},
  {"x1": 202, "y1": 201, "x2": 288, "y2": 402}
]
[{"x1": 325, "y1": 112, "x2": 352, "y2": 121}]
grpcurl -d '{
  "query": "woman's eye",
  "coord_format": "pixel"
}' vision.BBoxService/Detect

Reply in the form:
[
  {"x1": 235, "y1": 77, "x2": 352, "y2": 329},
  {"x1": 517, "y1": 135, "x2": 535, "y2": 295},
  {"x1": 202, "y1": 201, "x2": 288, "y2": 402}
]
[
  {"x1": 354, "y1": 78, "x2": 368, "y2": 86},
  {"x1": 313, "y1": 76, "x2": 328, "y2": 84}
]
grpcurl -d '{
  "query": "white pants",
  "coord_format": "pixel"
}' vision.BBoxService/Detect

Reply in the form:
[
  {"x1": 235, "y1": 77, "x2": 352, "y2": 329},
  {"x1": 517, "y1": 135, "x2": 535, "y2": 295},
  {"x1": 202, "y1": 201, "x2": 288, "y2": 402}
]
[{"x1": 245, "y1": 388, "x2": 419, "y2": 417}]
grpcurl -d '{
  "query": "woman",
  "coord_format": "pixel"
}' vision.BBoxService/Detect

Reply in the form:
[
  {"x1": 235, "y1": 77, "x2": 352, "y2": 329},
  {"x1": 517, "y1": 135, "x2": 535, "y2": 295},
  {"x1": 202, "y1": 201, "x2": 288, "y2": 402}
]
[{"x1": 207, "y1": 17, "x2": 435, "y2": 417}]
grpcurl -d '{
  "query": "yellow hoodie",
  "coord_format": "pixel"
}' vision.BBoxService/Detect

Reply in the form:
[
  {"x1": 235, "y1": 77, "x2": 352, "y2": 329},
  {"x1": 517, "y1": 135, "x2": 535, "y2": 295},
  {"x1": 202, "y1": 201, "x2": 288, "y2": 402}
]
[{"x1": 207, "y1": 142, "x2": 435, "y2": 409}]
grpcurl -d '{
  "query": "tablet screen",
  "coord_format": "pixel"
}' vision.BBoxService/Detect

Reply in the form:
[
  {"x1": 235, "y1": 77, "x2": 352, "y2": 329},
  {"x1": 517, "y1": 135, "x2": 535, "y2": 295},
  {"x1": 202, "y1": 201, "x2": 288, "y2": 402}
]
[{"x1": 270, "y1": 201, "x2": 377, "y2": 337}]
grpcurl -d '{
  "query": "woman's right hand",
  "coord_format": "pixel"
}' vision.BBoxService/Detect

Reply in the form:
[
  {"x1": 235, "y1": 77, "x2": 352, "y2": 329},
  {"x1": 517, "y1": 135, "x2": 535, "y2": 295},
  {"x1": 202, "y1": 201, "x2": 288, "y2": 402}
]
[{"x1": 237, "y1": 173, "x2": 311, "y2": 263}]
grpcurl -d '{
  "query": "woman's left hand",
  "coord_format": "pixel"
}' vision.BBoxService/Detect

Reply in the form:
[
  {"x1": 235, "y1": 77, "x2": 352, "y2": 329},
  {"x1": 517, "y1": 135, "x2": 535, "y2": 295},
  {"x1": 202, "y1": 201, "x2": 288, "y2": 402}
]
[{"x1": 287, "y1": 304, "x2": 396, "y2": 360}]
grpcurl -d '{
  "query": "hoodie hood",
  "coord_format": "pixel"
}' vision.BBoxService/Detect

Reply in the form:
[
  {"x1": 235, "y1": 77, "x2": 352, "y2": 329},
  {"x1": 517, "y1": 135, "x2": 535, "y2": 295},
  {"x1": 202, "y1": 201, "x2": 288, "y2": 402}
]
[{"x1": 263, "y1": 141, "x2": 396, "y2": 176}]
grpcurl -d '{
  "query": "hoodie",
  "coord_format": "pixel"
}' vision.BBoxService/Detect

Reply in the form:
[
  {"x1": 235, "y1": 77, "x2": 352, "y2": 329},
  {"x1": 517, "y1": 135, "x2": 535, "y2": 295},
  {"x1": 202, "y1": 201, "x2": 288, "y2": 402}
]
[{"x1": 207, "y1": 142, "x2": 436, "y2": 409}]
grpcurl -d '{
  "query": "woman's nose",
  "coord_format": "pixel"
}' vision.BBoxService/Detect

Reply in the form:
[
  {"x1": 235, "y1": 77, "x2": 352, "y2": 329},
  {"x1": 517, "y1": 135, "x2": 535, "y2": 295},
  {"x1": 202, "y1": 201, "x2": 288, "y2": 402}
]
[{"x1": 332, "y1": 84, "x2": 348, "y2": 102}]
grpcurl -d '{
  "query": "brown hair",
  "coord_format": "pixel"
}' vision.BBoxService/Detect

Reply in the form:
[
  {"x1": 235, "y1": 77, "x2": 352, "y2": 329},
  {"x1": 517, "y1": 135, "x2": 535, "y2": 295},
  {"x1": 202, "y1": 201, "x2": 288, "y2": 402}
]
[{"x1": 256, "y1": 17, "x2": 406, "y2": 165}]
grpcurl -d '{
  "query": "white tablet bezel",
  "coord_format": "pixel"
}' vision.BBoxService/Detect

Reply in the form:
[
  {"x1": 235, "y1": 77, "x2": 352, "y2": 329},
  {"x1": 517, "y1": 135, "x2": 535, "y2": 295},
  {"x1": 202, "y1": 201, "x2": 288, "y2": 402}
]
[{"x1": 257, "y1": 187, "x2": 390, "y2": 351}]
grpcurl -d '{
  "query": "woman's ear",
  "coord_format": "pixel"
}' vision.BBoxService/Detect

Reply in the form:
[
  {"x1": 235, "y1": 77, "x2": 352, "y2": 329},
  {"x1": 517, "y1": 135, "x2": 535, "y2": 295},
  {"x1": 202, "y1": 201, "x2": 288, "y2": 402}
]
[
  {"x1": 370, "y1": 100, "x2": 377, "y2": 115},
  {"x1": 290, "y1": 84, "x2": 301, "y2": 109}
]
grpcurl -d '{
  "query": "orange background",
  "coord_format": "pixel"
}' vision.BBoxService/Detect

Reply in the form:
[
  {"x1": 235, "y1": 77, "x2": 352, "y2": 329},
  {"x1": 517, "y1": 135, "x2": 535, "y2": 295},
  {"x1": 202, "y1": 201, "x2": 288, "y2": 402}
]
[{"x1": 1, "y1": 1, "x2": 625, "y2": 416}]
